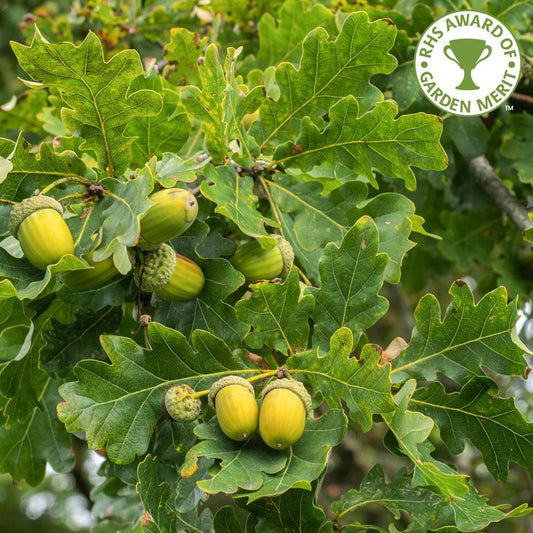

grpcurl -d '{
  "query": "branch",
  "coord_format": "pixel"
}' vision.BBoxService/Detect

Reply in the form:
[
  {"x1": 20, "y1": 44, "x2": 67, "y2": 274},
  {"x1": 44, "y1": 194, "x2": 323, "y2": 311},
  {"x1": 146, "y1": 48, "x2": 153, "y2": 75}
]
[
  {"x1": 468, "y1": 155, "x2": 533, "y2": 233},
  {"x1": 510, "y1": 93, "x2": 533, "y2": 106}
]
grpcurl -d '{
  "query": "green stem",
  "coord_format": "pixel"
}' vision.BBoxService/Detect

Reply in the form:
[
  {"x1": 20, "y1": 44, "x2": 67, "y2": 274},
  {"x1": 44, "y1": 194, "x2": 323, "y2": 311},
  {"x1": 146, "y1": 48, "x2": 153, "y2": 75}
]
[
  {"x1": 187, "y1": 369, "x2": 280, "y2": 399},
  {"x1": 39, "y1": 176, "x2": 91, "y2": 196},
  {"x1": 0, "y1": 198, "x2": 17, "y2": 205}
]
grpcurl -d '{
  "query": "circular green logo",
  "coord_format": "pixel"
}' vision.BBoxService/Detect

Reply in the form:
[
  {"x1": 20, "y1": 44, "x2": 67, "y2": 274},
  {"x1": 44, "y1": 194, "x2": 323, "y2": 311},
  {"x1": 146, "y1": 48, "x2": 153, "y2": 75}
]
[{"x1": 415, "y1": 11, "x2": 521, "y2": 116}]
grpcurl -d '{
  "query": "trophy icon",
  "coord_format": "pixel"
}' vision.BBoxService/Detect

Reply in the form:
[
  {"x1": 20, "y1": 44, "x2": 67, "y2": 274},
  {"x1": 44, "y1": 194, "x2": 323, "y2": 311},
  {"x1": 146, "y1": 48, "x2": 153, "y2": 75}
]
[{"x1": 443, "y1": 39, "x2": 492, "y2": 90}]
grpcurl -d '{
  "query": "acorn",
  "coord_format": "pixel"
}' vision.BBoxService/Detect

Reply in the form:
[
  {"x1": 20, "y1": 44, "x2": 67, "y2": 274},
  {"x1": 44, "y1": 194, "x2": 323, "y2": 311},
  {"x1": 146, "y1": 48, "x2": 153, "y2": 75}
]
[
  {"x1": 164, "y1": 384, "x2": 202, "y2": 423},
  {"x1": 134, "y1": 243, "x2": 205, "y2": 301},
  {"x1": 230, "y1": 235, "x2": 294, "y2": 283},
  {"x1": 60, "y1": 252, "x2": 120, "y2": 290},
  {"x1": 208, "y1": 376, "x2": 258, "y2": 441},
  {"x1": 8, "y1": 195, "x2": 74, "y2": 270},
  {"x1": 259, "y1": 378, "x2": 312, "y2": 450},
  {"x1": 138, "y1": 188, "x2": 198, "y2": 250}
]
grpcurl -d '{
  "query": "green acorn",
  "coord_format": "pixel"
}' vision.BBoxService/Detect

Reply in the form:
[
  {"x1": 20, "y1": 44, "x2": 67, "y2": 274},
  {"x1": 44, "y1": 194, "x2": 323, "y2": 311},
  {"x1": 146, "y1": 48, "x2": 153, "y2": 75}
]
[
  {"x1": 259, "y1": 378, "x2": 312, "y2": 450},
  {"x1": 163, "y1": 384, "x2": 202, "y2": 423},
  {"x1": 208, "y1": 376, "x2": 258, "y2": 441},
  {"x1": 230, "y1": 235, "x2": 294, "y2": 282},
  {"x1": 61, "y1": 252, "x2": 120, "y2": 291},
  {"x1": 134, "y1": 243, "x2": 205, "y2": 301},
  {"x1": 138, "y1": 188, "x2": 198, "y2": 250},
  {"x1": 9, "y1": 195, "x2": 74, "y2": 270}
]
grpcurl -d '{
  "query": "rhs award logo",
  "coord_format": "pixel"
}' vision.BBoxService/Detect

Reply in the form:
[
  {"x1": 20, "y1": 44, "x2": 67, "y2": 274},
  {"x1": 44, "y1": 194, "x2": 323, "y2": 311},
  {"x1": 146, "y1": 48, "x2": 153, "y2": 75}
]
[{"x1": 415, "y1": 11, "x2": 521, "y2": 116}]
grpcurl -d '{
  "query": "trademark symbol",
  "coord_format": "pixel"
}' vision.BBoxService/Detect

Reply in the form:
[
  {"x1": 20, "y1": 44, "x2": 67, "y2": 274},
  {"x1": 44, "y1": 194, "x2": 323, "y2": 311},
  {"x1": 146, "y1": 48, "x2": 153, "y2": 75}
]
[{"x1": 505, "y1": 104, "x2": 514, "y2": 111}]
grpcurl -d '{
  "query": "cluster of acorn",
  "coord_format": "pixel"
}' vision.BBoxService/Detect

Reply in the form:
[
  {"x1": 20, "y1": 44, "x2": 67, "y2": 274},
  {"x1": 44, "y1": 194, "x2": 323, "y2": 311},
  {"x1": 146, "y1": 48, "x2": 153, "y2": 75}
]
[
  {"x1": 6, "y1": 187, "x2": 295, "y2": 299},
  {"x1": 164, "y1": 374, "x2": 312, "y2": 450}
]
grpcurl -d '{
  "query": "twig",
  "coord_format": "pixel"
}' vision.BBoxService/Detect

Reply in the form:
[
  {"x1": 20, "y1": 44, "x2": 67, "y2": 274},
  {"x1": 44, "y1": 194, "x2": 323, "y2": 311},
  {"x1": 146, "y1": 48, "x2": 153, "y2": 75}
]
[
  {"x1": 468, "y1": 155, "x2": 533, "y2": 233},
  {"x1": 510, "y1": 93, "x2": 533, "y2": 106}
]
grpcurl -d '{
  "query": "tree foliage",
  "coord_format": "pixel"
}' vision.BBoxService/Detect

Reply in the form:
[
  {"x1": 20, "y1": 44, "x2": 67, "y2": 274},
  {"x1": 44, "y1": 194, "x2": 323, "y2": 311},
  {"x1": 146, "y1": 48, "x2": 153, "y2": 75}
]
[{"x1": 0, "y1": 0, "x2": 532, "y2": 532}]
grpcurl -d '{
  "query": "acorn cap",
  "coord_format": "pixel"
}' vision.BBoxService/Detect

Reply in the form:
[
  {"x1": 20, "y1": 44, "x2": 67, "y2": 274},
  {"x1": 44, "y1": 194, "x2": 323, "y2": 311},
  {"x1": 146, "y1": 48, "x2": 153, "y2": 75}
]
[
  {"x1": 9, "y1": 195, "x2": 64, "y2": 238},
  {"x1": 276, "y1": 237, "x2": 294, "y2": 279},
  {"x1": 164, "y1": 384, "x2": 202, "y2": 423},
  {"x1": 208, "y1": 375, "x2": 255, "y2": 410},
  {"x1": 136, "y1": 234, "x2": 161, "y2": 251},
  {"x1": 133, "y1": 243, "x2": 176, "y2": 292},
  {"x1": 261, "y1": 378, "x2": 312, "y2": 416}
]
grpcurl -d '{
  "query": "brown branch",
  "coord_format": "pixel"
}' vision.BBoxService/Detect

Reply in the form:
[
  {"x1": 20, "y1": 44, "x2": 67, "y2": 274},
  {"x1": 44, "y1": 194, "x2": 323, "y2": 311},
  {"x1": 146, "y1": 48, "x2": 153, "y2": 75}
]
[
  {"x1": 468, "y1": 155, "x2": 533, "y2": 234},
  {"x1": 510, "y1": 93, "x2": 533, "y2": 106}
]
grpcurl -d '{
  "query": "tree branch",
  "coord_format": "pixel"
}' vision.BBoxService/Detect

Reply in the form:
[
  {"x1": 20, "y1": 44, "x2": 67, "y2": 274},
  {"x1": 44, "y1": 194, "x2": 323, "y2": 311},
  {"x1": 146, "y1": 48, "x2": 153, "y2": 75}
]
[
  {"x1": 510, "y1": 92, "x2": 533, "y2": 106},
  {"x1": 468, "y1": 155, "x2": 533, "y2": 233}
]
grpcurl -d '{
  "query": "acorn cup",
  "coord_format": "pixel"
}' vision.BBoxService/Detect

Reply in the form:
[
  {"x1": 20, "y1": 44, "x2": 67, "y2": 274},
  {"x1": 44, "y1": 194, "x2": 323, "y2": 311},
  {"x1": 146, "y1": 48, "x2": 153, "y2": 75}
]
[
  {"x1": 230, "y1": 235, "x2": 294, "y2": 283},
  {"x1": 8, "y1": 195, "x2": 74, "y2": 270},
  {"x1": 60, "y1": 251, "x2": 120, "y2": 291},
  {"x1": 259, "y1": 378, "x2": 312, "y2": 450},
  {"x1": 163, "y1": 384, "x2": 202, "y2": 423},
  {"x1": 208, "y1": 376, "x2": 259, "y2": 441},
  {"x1": 134, "y1": 243, "x2": 205, "y2": 301},
  {"x1": 138, "y1": 188, "x2": 198, "y2": 250}
]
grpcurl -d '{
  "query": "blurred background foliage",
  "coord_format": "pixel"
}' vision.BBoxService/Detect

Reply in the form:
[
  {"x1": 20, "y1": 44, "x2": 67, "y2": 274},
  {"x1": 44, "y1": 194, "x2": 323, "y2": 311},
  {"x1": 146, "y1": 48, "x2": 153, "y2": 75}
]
[{"x1": 0, "y1": 0, "x2": 531, "y2": 532}]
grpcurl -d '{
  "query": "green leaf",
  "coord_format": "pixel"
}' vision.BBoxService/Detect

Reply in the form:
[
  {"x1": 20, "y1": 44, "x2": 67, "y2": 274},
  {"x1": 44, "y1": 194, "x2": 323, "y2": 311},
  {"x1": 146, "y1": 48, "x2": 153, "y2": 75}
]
[
  {"x1": 0, "y1": 91, "x2": 49, "y2": 138},
  {"x1": 57, "y1": 274, "x2": 133, "y2": 311},
  {"x1": 244, "y1": 482, "x2": 330, "y2": 533},
  {"x1": 391, "y1": 281, "x2": 530, "y2": 385},
  {"x1": 163, "y1": 28, "x2": 208, "y2": 87},
  {"x1": 445, "y1": 116, "x2": 488, "y2": 160},
  {"x1": 332, "y1": 464, "x2": 448, "y2": 531},
  {"x1": 410, "y1": 377, "x2": 533, "y2": 482},
  {"x1": 307, "y1": 217, "x2": 389, "y2": 351},
  {"x1": 332, "y1": 462, "x2": 517, "y2": 532},
  {"x1": 183, "y1": 421, "x2": 287, "y2": 495},
  {"x1": 438, "y1": 208, "x2": 500, "y2": 270},
  {"x1": 67, "y1": 170, "x2": 154, "y2": 267},
  {"x1": 500, "y1": 112, "x2": 533, "y2": 184},
  {"x1": 185, "y1": 409, "x2": 346, "y2": 502},
  {"x1": 268, "y1": 174, "x2": 415, "y2": 283},
  {"x1": 267, "y1": 176, "x2": 368, "y2": 280},
  {"x1": 360, "y1": 193, "x2": 416, "y2": 284},
  {"x1": 243, "y1": 0, "x2": 336, "y2": 70},
  {"x1": 0, "y1": 249, "x2": 90, "y2": 302},
  {"x1": 138, "y1": 454, "x2": 214, "y2": 533},
  {"x1": 0, "y1": 299, "x2": 67, "y2": 425},
  {"x1": 41, "y1": 306, "x2": 122, "y2": 377},
  {"x1": 180, "y1": 45, "x2": 226, "y2": 162},
  {"x1": 255, "y1": 12, "x2": 397, "y2": 150},
  {"x1": 154, "y1": 257, "x2": 248, "y2": 348},
  {"x1": 382, "y1": 380, "x2": 470, "y2": 500},
  {"x1": 213, "y1": 506, "x2": 242, "y2": 533},
  {"x1": 273, "y1": 98, "x2": 447, "y2": 190},
  {"x1": 58, "y1": 323, "x2": 255, "y2": 464},
  {"x1": 288, "y1": 328, "x2": 394, "y2": 432},
  {"x1": 235, "y1": 269, "x2": 315, "y2": 355},
  {"x1": 137, "y1": 455, "x2": 178, "y2": 533},
  {"x1": 200, "y1": 163, "x2": 277, "y2": 243},
  {"x1": 0, "y1": 136, "x2": 92, "y2": 201},
  {"x1": 127, "y1": 72, "x2": 190, "y2": 168},
  {"x1": 91, "y1": 475, "x2": 143, "y2": 533},
  {"x1": 0, "y1": 298, "x2": 34, "y2": 361},
  {"x1": 0, "y1": 382, "x2": 74, "y2": 485},
  {"x1": 11, "y1": 29, "x2": 162, "y2": 176}
]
